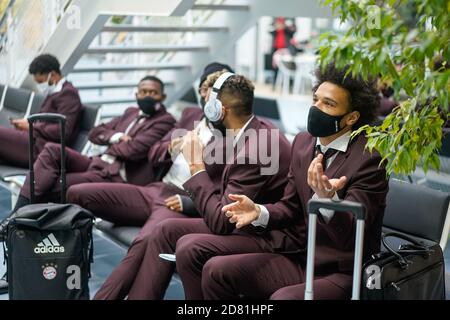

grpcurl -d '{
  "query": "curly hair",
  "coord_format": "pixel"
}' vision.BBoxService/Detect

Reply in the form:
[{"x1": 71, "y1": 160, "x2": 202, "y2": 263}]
[
  {"x1": 203, "y1": 71, "x2": 255, "y2": 117},
  {"x1": 29, "y1": 54, "x2": 61, "y2": 75},
  {"x1": 313, "y1": 63, "x2": 380, "y2": 129}
]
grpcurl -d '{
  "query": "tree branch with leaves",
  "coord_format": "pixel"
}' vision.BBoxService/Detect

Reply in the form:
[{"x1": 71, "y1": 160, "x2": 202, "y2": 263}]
[{"x1": 319, "y1": 0, "x2": 449, "y2": 175}]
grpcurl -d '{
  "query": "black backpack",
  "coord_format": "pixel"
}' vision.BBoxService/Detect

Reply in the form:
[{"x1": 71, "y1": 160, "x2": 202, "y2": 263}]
[
  {"x1": 4, "y1": 203, "x2": 94, "y2": 300},
  {"x1": 3, "y1": 113, "x2": 94, "y2": 300}
]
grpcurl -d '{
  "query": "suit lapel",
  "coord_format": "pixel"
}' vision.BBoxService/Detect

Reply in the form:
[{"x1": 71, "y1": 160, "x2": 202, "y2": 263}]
[
  {"x1": 128, "y1": 107, "x2": 165, "y2": 137},
  {"x1": 323, "y1": 151, "x2": 348, "y2": 179},
  {"x1": 220, "y1": 117, "x2": 259, "y2": 194},
  {"x1": 297, "y1": 136, "x2": 316, "y2": 200},
  {"x1": 128, "y1": 116, "x2": 145, "y2": 137}
]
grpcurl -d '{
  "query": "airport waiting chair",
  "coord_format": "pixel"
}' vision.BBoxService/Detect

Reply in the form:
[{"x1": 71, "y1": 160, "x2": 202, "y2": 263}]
[
  {"x1": 382, "y1": 179, "x2": 450, "y2": 251},
  {"x1": 253, "y1": 96, "x2": 287, "y2": 134},
  {"x1": 29, "y1": 93, "x2": 46, "y2": 115},
  {"x1": 0, "y1": 86, "x2": 33, "y2": 127},
  {"x1": 70, "y1": 104, "x2": 101, "y2": 154},
  {"x1": 95, "y1": 220, "x2": 140, "y2": 248}
]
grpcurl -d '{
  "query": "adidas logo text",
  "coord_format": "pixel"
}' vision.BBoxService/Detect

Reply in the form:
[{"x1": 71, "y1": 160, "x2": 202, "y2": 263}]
[{"x1": 34, "y1": 233, "x2": 65, "y2": 254}]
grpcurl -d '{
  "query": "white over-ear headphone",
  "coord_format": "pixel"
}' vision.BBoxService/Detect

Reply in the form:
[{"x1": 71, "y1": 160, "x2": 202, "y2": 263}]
[{"x1": 204, "y1": 72, "x2": 235, "y2": 122}]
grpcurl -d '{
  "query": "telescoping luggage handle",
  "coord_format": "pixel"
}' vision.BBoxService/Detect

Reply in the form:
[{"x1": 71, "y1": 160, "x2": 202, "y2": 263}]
[
  {"x1": 305, "y1": 198, "x2": 366, "y2": 300},
  {"x1": 27, "y1": 113, "x2": 66, "y2": 204}
]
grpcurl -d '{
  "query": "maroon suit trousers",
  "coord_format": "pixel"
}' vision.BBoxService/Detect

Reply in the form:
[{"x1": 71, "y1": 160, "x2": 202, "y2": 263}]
[
  {"x1": 67, "y1": 181, "x2": 185, "y2": 230},
  {"x1": 93, "y1": 218, "x2": 268, "y2": 300},
  {"x1": 201, "y1": 253, "x2": 351, "y2": 300},
  {"x1": 68, "y1": 182, "x2": 191, "y2": 299},
  {"x1": 20, "y1": 142, "x2": 122, "y2": 202},
  {"x1": 0, "y1": 127, "x2": 29, "y2": 167}
]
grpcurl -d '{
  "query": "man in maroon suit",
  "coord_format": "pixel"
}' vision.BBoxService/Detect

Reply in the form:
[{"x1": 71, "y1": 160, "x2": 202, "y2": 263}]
[
  {"x1": 189, "y1": 64, "x2": 389, "y2": 300},
  {"x1": 66, "y1": 62, "x2": 235, "y2": 225},
  {"x1": 11, "y1": 75, "x2": 176, "y2": 209},
  {"x1": 0, "y1": 54, "x2": 83, "y2": 168},
  {"x1": 90, "y1": 72, "x2": 292, "y2": 300}
]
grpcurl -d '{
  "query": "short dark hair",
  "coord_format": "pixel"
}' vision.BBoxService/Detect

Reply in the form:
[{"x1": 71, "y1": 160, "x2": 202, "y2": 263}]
[
  {"x1": 139, "y1": 75, "x2": 164, "y2": 93},
  {"x1": 219, "y1": 75, "x2": 255, "y2": 117},
  {"x1": 313, "y1": 63, "x2": 380, "y2": 129},
  {"x1": 29, "y1": 54, "x2": 61, "y2": 75}
]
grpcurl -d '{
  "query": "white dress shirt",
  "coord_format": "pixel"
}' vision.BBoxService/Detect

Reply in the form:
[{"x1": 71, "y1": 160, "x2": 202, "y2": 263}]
[
  {"x1": 253, "y1": 130, "x2": 352, "y2": 227},
  {"x1": 52, "y1": 77, "x2": 66, "y2": 94}
]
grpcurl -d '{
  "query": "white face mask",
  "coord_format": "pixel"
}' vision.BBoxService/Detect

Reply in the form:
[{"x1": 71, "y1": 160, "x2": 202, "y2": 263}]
[{"x1": 36, "y1": 73, "x2": 56, "y2": 96}]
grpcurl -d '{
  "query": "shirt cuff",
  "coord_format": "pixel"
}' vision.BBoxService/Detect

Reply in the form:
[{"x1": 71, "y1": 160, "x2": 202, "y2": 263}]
[
  {"x1": 311, "y1": 192, "x2": 340, "y2": 224},
  {"x1": 176, "y1": 194, "x2": 183, "y2": 212},
  {"x1": 109, "y1": 132, "x2": 125, "y2": 144},
  {"x1": 251, "y1": 204, "x2": 270, "y2": 228}
]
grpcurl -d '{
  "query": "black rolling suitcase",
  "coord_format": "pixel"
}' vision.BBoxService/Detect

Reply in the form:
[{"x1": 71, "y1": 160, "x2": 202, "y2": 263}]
[
  {"x1": 305, "y1": 198, "x2": 366, "y2": 300},
  {"x1": 305, "y1": 198, "x2": 446, "y2": 300},
  {"x1": 4, "y1": 113, "x2": 95, "y2": 300}
]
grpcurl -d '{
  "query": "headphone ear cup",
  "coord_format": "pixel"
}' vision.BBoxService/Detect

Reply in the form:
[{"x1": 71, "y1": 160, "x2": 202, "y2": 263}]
[{"x1": 205, "y1": 99, "x2": 222, "y2": 122}]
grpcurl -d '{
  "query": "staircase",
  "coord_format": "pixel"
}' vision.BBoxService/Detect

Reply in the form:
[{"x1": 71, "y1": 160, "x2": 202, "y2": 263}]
[
  {"x1": 72, "y1": 1, "x2": 258, "y2": 113},
  {"x1": 1, "y1": 0, "x2": 331, "y2": 117}
]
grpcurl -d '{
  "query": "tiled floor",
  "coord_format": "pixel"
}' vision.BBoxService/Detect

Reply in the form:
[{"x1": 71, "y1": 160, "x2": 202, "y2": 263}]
[{"x1": 0, "y1": 184, "x2": 448, "y2": 300}]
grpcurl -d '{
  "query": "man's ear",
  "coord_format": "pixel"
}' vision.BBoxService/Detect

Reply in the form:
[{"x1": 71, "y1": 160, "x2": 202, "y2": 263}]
[
  {"x1": 161, "y1": 93, "x2": 167, "y2": 102},
  {"x1": 221, "y1": 105, "x2": 227, "y2": 121},
  {"x1": 135, "y1": 92, "x2": 139, "y2": 100},
  {"x1": 346, "y1": 111, "x2": 360, "y2": 126}
]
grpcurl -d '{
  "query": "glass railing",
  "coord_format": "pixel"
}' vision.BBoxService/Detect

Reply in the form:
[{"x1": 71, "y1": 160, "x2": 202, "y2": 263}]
[{"x1": 0, "y1": 0, "x2": 71, "y2": 85}]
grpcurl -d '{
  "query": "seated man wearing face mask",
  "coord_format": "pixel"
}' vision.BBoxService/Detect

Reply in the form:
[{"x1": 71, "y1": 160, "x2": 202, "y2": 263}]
[
  {"x1": 0, "y1": 54, "x2": 83, "y2": 168},
  {"x1": 5, "y1": 75, "x2": 176, "y2": 211},
  {"x1": 89, "y1": 71, "x2": 292, "y2": 300},
  {"x1": 184, "y1": 63, "x2": 389, "y2": 300},
  {"x1": 67, "y1": 62, "x2": 234, "y2": 226}
]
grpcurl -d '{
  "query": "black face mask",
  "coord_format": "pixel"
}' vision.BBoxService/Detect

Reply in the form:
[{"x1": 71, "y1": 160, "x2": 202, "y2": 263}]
[
  {"x1": 307, "y1": 105, "x2": 348, "y2": 137},
  {"x1": 137, "y1": 96, "x2": 160, "y2": 116}
]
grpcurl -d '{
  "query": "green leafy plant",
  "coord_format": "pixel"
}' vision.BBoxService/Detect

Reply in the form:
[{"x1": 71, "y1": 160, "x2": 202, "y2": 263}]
[{"x1": 319, "y1": 0, "x2": 450, "y2": 175}]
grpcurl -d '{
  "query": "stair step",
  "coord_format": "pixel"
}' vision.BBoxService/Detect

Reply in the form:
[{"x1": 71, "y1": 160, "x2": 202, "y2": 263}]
[
  {"x1": 72, "y1": 63, "x2": 190, "y2": 73},
  {"x1": 191, "y1": 4, "x2": 250, "y2": 11},
  {"x1": 86, "y1": 45, "x2": 209, "y2": 54},
  {"x1": 102, "y1": 25, "x2": 229, "y2": 33},
  {"x1": 76, "y1": 81, "x2": 175, "y2": 90}
]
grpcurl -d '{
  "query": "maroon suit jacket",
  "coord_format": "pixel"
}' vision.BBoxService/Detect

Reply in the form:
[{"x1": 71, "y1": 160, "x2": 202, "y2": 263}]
[
  {"x1": 88, "y1": 106, "x2": 176, "y2": 186},
  {"x1": 262, "y1": 132, "x2": 389, "y2": 277},
  {"x1": 34, "y1": 81, "x2": 83, "y2": 152},
  {"x1": 148, "y1": 106, "x2": 204, "y2": 179},
  {"x1": 183, "y1": 116, "x2": 292, "y2": 235}
]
